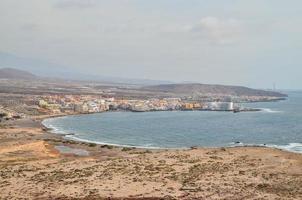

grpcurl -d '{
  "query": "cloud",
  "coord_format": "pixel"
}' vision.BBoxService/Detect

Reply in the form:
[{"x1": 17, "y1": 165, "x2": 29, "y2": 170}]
[
  {"x1": 189, "y1": 16, "x2": 243, "y2": 44},
  {"x1": 20, "y1": 23, "x2": 39, "y2": 31},
  {"x1": 54, "y1": 0, "x2": 97, "y2": 9}
]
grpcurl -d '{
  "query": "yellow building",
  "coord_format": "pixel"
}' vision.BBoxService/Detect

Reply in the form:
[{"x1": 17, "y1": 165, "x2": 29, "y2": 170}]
[{"x1": 183, "y1": 103, "x2": 194, "y2": 110}]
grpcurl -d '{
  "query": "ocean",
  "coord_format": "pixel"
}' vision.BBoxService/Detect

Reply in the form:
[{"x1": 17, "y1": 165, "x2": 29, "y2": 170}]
[{"x1": 42, "y1": 91, "x2": 302, "y2": 153}]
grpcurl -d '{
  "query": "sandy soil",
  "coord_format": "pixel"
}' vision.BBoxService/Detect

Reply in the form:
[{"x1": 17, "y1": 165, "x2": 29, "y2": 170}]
[{"x1": 0, "y1": 118, "x2": 302, "y2": 200}]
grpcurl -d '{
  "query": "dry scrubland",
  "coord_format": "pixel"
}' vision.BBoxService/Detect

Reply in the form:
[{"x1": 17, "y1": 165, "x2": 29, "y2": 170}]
[{"x1": 0, "y1": 119, "x2": 302, "y2": 200}]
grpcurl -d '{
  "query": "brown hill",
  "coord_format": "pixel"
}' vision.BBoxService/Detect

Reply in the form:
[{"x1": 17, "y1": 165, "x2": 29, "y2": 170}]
[
  {"x1": 142, "y1": 83, "x2": 287, "y2": 97},
  {"x1": 0, "y1": 68, "x2": 37, "y2": 80}
]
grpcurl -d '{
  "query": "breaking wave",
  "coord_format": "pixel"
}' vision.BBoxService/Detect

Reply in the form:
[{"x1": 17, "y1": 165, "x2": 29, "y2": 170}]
[
  {"x1": 230, "y1": 142, "x2": 302, "y2": 153},
  {"x1": 260, "y1": 108, "x2": 282, "y2": 113},
  {"x1": 268, "y1": 143, "x2": 302, "y2": 153}
]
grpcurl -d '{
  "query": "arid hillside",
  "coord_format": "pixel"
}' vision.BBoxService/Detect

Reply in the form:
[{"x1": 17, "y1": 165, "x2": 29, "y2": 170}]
[{"x1": 142, "y1": 83, "x2": 287, "y2": 98}]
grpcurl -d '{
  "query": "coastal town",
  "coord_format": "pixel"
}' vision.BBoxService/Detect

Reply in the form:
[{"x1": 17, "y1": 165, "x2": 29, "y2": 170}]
[
  {"x1": 0, "y1": 93, "x2": 271, "y2": 122},
  {"x1": 0, "y1": 68, "x2": 287, "y2": 121},
  {"x1": 36, "y1": 95, "x2": 238, "y2": 113}
]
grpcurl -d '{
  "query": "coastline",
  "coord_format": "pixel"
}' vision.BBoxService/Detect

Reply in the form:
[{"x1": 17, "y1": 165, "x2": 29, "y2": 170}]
[
  {"x1": 1, "y1": 114, "x2": 302, "y2": 199},
  {"x1": 41, "y1": 112, "x2": 302, "y2": 154}
]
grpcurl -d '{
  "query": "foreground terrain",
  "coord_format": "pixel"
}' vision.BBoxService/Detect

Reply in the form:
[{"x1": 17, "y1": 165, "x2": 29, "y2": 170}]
[{"x1": 0, "y1": 118, "x2": 301, "y2": 200}]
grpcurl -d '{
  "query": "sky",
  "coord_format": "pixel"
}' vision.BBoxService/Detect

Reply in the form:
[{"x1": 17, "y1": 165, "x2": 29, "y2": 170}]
[{"x1": 0, "y1": 0, "x2": 302, "y2": 89}]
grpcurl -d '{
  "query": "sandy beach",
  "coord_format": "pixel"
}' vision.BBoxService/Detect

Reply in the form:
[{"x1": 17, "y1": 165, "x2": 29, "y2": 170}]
[{"x1": 0, "y1": 117, "x2": 302, "y2": 200}]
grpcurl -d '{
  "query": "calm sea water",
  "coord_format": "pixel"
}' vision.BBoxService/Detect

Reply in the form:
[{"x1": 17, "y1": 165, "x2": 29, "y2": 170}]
[{"x1": 43, "y1": 91, "x2": 302, "y2": 153}]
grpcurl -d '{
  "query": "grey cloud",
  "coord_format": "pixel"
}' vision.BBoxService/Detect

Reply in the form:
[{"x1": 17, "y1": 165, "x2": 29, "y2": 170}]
[{"x1": 189, "y1": 17, "x2": 243, "y2": 45}]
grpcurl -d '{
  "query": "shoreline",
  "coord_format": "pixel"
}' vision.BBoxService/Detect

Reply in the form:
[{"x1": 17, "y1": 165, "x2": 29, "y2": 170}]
[{"x1": 40, "y1": 112, "x2": 302, "y2": 154}]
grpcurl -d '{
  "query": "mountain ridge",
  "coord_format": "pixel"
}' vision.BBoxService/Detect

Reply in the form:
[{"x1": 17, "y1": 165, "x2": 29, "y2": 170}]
[
  {"x1": 142, "y1": 83, "x2": 287, "y2": 97},
  {"x1": 0, "y1": 68, "x2": 37, "y2": 80},
  {"x1": 0, "y1": 67, "x2": 287, "y2": 98}
]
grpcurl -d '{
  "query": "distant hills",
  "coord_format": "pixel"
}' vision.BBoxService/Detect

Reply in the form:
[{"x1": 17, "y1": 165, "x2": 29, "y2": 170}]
[
  {"x1": 0, "y1": 51, "x2": 171, "y2": 85},
  {"x1": 143, "y1": 83, "x2": 287, "y2": 97},
  {"x1": 0, "y1": 68, "x2": 37, "y2": 80},
  {"x1": 0, "y1": 67, "x2": 287, "y2": 97}
]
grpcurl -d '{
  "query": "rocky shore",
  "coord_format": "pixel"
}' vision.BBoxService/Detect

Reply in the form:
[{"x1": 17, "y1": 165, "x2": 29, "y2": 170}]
[{"x1": 0, "y1": 116, "x2": 302, "y2": 200}]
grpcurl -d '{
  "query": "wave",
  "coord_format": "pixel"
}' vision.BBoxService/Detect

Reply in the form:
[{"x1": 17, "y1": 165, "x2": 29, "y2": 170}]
[
  {"x1": 267, "y1": 143, "x2": 302, "y2": 153},
  {"x1": 230, "y1": 142, "x2": 302, "y2": 153},
  {"x1": 259, "y1": 108, "x2": 282, "y2": 113},
  {"x1": 42, "y1": 121, "x2": 69, "y2": 135}
]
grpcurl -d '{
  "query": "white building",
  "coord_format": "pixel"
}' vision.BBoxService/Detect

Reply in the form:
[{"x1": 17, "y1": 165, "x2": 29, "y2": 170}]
[{"x1": 207, "y1": 102, "x2": 234, "y2": 111}]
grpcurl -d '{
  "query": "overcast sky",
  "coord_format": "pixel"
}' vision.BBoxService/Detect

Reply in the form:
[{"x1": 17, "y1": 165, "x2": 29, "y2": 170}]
[{"x1": 1, "y1": 0, "x2": 302, "y2": 89}]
